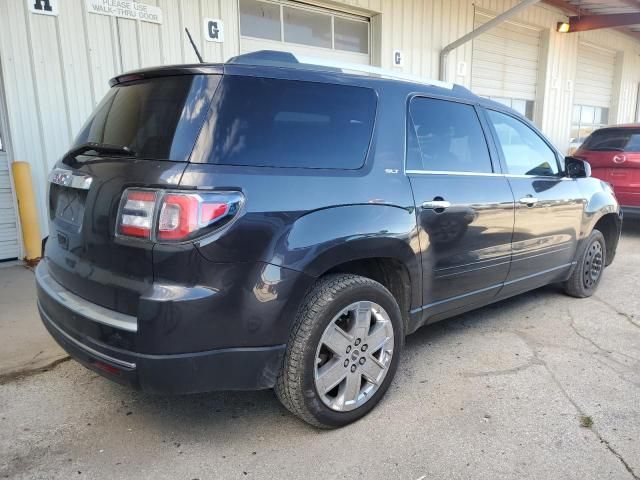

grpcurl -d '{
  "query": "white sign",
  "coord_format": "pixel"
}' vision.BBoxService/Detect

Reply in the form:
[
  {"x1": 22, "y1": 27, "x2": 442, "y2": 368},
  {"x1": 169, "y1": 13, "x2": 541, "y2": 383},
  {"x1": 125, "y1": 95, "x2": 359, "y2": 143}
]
[
  {"x1": 29, "y1": 0, "x2": 58, "y2": 16},
  {"x1": 456, "y1": 61, "x2": 467, "y2": 77},
  {"x1": 86, "y1": 0, "x2": 163, "y2": 24},
  {"x1": 204, "y1": 18, "x2": 224, "y2": 43},
  {"x1": 393, "y1": 50, "x2": 403, "y2": 67}
]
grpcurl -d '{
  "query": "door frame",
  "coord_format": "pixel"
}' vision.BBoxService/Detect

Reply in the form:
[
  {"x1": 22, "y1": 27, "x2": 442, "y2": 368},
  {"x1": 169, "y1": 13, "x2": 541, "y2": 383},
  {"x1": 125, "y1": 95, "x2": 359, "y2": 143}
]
[{"x1": 0, "y1": 54, "x2": 24, "y2": 260}]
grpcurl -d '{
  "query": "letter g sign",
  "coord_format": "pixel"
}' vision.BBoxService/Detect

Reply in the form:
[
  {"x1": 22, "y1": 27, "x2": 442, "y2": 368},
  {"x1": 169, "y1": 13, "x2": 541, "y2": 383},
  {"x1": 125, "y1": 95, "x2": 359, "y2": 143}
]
[{"x1": 204, "y1": 18, "x2": 224, "y2": 43}]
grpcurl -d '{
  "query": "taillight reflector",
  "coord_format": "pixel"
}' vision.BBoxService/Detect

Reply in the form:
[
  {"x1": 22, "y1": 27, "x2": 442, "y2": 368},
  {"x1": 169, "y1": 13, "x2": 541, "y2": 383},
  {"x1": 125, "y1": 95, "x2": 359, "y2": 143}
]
[
  {"x1": 158, "y1": 194, "x2": 231, "y2": 240},
  {"x1": 117, "y1": 190, "x2": 157, "y2": 239}
]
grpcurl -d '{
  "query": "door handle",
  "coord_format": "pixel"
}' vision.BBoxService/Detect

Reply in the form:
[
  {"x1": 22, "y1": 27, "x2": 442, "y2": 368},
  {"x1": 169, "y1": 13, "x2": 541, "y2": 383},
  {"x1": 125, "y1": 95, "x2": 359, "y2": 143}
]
[
  {"x1": 519, "y1": 196, "x2": 539, "y2": 206},
  {"x1": 422, "y1": 200, "x2": 451, "y2": 210}
]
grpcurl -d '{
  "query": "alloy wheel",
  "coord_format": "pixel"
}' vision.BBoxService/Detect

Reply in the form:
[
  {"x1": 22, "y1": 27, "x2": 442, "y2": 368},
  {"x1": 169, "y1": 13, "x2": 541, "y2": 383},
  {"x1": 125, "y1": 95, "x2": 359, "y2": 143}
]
[{"x1": 314, "y1": 301, "x2": 394, "y2": 412}]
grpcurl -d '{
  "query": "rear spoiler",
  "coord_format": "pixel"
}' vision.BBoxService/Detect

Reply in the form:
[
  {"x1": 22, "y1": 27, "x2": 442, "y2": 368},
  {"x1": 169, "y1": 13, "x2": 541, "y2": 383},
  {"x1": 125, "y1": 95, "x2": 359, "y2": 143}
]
[{"x1": 109, "y1": 64, "x2": 223, "y2": 87}]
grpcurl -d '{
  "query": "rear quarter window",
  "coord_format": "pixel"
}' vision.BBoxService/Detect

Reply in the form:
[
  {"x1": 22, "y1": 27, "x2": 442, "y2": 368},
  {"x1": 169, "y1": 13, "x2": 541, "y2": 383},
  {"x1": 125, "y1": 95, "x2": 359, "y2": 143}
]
[{"x1": 199, "y1": 75, "x2": 377, "y2": 169}]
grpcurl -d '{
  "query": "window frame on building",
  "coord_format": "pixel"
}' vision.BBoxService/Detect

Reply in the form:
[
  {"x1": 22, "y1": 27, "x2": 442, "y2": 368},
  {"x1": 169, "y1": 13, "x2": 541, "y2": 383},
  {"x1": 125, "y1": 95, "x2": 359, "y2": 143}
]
[
  {"x1": 571, "y1": 104, "x2": 610, "y2": 147},
  {"x1": 487, "y1": 97, "x2": 535, "y2": 121},
  {"x1": 239, "y1": 0, "x2": 370, "y2": 62}
]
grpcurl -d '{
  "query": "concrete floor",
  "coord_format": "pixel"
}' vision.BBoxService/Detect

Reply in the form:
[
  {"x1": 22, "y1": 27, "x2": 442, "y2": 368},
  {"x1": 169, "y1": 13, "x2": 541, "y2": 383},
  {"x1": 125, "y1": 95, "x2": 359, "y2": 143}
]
[
  {"x1": 1, "y1": 224, "x2": 639, "y2": 480},
  {"x1": 0, "y1": 265, "x2": 67, "y2": 379}
]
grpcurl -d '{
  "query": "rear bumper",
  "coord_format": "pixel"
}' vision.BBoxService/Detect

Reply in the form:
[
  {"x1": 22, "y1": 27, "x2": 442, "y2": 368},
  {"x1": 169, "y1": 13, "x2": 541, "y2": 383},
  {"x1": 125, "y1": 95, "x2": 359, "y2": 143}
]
[
  {"x1": 36, "y1": 262, "x2": 286, "y2": 393},
  {"x1": 621, "y1": 205, "x2": 640, "y2": 219}
]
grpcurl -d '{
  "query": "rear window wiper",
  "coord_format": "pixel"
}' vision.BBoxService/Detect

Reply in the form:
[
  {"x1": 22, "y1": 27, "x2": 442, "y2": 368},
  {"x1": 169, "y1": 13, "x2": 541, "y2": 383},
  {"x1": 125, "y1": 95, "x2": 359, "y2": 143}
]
[{"x1": 64, "y1": 142, "x2": 137, "y2": 162}]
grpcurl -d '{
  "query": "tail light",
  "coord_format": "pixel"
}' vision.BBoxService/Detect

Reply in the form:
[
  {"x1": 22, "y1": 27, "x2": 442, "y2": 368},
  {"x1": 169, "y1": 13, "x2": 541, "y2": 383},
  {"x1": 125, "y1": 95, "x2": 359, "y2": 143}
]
[
  {"x1": 118, "y1": 190, "x2": 157, "y2": 239},
  {"x1": 116, "y1": 188, "x2": 243, "y2": 242}
]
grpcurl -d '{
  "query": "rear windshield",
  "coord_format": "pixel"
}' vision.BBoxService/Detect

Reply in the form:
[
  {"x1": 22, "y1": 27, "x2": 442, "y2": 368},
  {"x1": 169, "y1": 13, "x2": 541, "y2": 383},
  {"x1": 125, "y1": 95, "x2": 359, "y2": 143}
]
[
  {"x1": 582, "y1": 128, "x2": 640, "y2": 152},
  {"x1": 198, "y1": 75, "x2": 377, "y2": 169},
  {"x1": 73, "y1": 75, "x2": 219, "y2": 161}
]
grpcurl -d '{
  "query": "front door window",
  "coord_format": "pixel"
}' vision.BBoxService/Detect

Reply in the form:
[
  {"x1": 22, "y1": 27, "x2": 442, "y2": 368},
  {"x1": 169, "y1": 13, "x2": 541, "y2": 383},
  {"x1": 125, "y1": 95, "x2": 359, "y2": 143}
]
[{"x1": 487, "y1": 109, "x2": 559, "y2": 177}]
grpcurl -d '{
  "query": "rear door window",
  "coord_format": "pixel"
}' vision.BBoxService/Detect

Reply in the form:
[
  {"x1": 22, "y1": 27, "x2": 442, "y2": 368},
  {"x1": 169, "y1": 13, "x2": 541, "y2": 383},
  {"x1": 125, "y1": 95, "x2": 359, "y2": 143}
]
[
  {"x1": 73, "y1": 75, "x2": 219, "y2": 161},
  {"x1": 582, "y1": 129, "x2": 640, "y2": 152},
  {"x1": 201, "y1": 75, "x2": 377, "y2": 169},
  {"x1": 407, "y1": 97, "x2": 493, "y2": 173}
]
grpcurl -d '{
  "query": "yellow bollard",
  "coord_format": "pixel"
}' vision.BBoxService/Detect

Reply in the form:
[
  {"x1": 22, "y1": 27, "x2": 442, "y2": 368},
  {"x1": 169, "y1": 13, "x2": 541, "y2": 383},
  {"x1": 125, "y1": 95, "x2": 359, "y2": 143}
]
[{"x1": 11, "y1": 161, "x2": 42, "y2": 262}]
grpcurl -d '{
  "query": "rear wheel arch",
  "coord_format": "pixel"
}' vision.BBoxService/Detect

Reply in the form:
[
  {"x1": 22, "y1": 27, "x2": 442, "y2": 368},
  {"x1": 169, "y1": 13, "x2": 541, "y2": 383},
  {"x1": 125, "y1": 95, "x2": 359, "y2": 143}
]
[{"x1": 321, "y1": 257, "x2": 414, "y2": 332}]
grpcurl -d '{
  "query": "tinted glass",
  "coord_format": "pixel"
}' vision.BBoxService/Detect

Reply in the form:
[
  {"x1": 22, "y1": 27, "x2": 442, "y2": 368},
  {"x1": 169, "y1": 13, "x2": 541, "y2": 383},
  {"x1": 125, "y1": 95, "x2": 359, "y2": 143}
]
[
  {"x1": 582, "y1": 129, "x2": 640, "y2": 152},
  {"x1": 334, "y1": 17, "x2": 369, "y2": 53},
  {"x1": 407, "y1": 98, "x2": 492, "y2": 173},
  {"x1": 201, "y1": 75, "x2": 376, "y2": 169},
  {"x1": 283, "y1": 7, "x2": 331, "y2": 48},
  {"x1": 73, "y1": 75, "x2": 218, "y2": 161},
  {"x1": 487, "y1": 110, "x2": 559, "y2": 176},
  {"x1": 239, "y1": 0, "x2": 281, "y2": 41}
]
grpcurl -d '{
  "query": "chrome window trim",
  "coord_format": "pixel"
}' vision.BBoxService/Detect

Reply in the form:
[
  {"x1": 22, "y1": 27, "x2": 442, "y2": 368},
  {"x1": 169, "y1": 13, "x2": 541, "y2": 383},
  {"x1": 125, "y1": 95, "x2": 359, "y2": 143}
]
[
  {"x1": 406, "y1": 169, "x2": 501, "y2": 177},
  {"x1": 36, "y1": 263, "x2": 138, "y2": 332},
  {"x1": 405, "y1": 169, "x2": 571, "y2": 180}
]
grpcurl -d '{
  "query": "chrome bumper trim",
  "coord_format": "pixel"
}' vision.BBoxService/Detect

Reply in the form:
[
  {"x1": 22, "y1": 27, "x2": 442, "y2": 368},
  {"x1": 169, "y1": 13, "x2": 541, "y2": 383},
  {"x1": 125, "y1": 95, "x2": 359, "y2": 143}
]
[{"x1": 36, "y1": 262, "x2": 138, "y2": 333}]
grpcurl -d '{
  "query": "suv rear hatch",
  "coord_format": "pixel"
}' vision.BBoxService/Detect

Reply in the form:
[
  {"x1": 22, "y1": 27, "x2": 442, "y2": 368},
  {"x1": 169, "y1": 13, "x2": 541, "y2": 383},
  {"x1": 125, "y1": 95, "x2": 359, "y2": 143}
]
[
  {"x1": 45, "y1": 71, "x2": 220, "y2": 315},
  {"x1": 576, "y1": 128, "x2": 640, "y2": 207}
]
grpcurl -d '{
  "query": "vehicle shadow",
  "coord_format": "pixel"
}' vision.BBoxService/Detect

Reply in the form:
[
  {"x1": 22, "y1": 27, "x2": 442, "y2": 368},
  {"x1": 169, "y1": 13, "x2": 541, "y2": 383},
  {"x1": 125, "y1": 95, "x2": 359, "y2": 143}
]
[
  {"x1": 104, "y1": 285, "x2": 560, "y2": 437},
  {"x1": 622, "y1": 218, "x2": 640, "y2": 238}
]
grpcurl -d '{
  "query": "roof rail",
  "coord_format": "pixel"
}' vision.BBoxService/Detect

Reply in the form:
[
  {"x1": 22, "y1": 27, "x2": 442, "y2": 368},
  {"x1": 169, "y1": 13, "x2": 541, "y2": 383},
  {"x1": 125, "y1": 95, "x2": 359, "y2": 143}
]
[{"x1": 227, "y1": 50, "x2": 454, "y2": 90}]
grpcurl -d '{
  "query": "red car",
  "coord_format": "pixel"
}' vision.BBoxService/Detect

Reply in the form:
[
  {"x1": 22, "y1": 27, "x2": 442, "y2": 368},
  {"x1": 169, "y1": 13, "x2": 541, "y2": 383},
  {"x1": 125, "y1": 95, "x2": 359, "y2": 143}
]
[{"x1": 574, "y1": 124, "x2": 640, "y2": 219}]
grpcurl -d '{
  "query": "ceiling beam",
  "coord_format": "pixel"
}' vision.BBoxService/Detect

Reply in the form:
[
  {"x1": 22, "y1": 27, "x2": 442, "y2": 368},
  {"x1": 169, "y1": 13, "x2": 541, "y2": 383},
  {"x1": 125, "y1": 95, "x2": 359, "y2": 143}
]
[
  {"x1": 620, "y1": 0, "x2": 640, "y2": 10},
  {"x1": 567, "y1": 13, "x2": 640, "y2": 32}
]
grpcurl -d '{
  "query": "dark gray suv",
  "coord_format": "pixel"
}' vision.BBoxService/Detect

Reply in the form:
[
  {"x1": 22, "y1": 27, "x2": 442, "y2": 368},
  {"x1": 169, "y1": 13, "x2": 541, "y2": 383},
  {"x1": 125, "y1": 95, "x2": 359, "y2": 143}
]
[{"x1": 36, "y1": 51, "x2": 621, "y2": 428}]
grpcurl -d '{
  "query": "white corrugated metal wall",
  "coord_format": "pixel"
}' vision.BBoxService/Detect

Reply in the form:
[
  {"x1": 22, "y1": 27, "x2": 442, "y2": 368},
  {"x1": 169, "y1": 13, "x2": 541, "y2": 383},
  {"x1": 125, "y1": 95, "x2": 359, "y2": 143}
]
[{"x1": 0, "y1": 0, "x2": 639, "y2": 250}]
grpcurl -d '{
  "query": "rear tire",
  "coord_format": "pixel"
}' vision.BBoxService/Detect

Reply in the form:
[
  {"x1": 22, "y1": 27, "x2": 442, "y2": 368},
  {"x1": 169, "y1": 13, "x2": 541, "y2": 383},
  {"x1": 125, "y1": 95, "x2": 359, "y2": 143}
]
[
  {"x1": 275, "y1": 274, "x2": 403, "y2": 428},
  {"x1": 564, "y1": 229, "x2": 606, "y2": 298}
]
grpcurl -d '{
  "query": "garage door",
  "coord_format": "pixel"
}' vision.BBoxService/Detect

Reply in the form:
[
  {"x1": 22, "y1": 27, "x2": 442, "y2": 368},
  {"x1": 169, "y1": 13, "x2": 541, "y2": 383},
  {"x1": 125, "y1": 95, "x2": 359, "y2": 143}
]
[
  {"x1": 0, "y1": 143, "x2": 19, "y2": 262},
  {"x1": 574, "y1": 42, "x2": 616, "y2": 109},
  {"x1": 239, "y1": 0, "x2": 370, "y2": 65},
  {"x1": 471, "y1": 12, "x2": 541, "y2": 120},
  {"x1": 570, "y1": 43, "x2": 616, "y2": 147}
]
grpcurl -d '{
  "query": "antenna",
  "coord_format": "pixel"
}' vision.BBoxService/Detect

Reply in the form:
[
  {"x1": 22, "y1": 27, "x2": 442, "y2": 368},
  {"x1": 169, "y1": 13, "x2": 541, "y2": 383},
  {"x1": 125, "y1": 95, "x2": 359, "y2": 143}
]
[{"x1": 185, "y1": 28, "x2": 204, "y2": 63}]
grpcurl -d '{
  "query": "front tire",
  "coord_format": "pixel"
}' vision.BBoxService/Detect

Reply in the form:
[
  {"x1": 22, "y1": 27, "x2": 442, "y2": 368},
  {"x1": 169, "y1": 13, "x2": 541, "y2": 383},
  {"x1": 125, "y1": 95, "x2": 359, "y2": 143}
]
[
  {"x1": 275, "y1": 274, "x2": 403, "y2": 428},
  {"x1": 564, "y1": 229, "x2": 606, "y2": 298}
]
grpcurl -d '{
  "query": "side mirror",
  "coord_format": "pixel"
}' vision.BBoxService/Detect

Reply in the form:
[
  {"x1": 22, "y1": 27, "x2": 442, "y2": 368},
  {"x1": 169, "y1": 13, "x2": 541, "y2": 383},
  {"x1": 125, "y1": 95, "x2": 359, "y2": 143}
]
[{"x1": 565, "y1": 156, "x2": 591, "y2": 178}]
